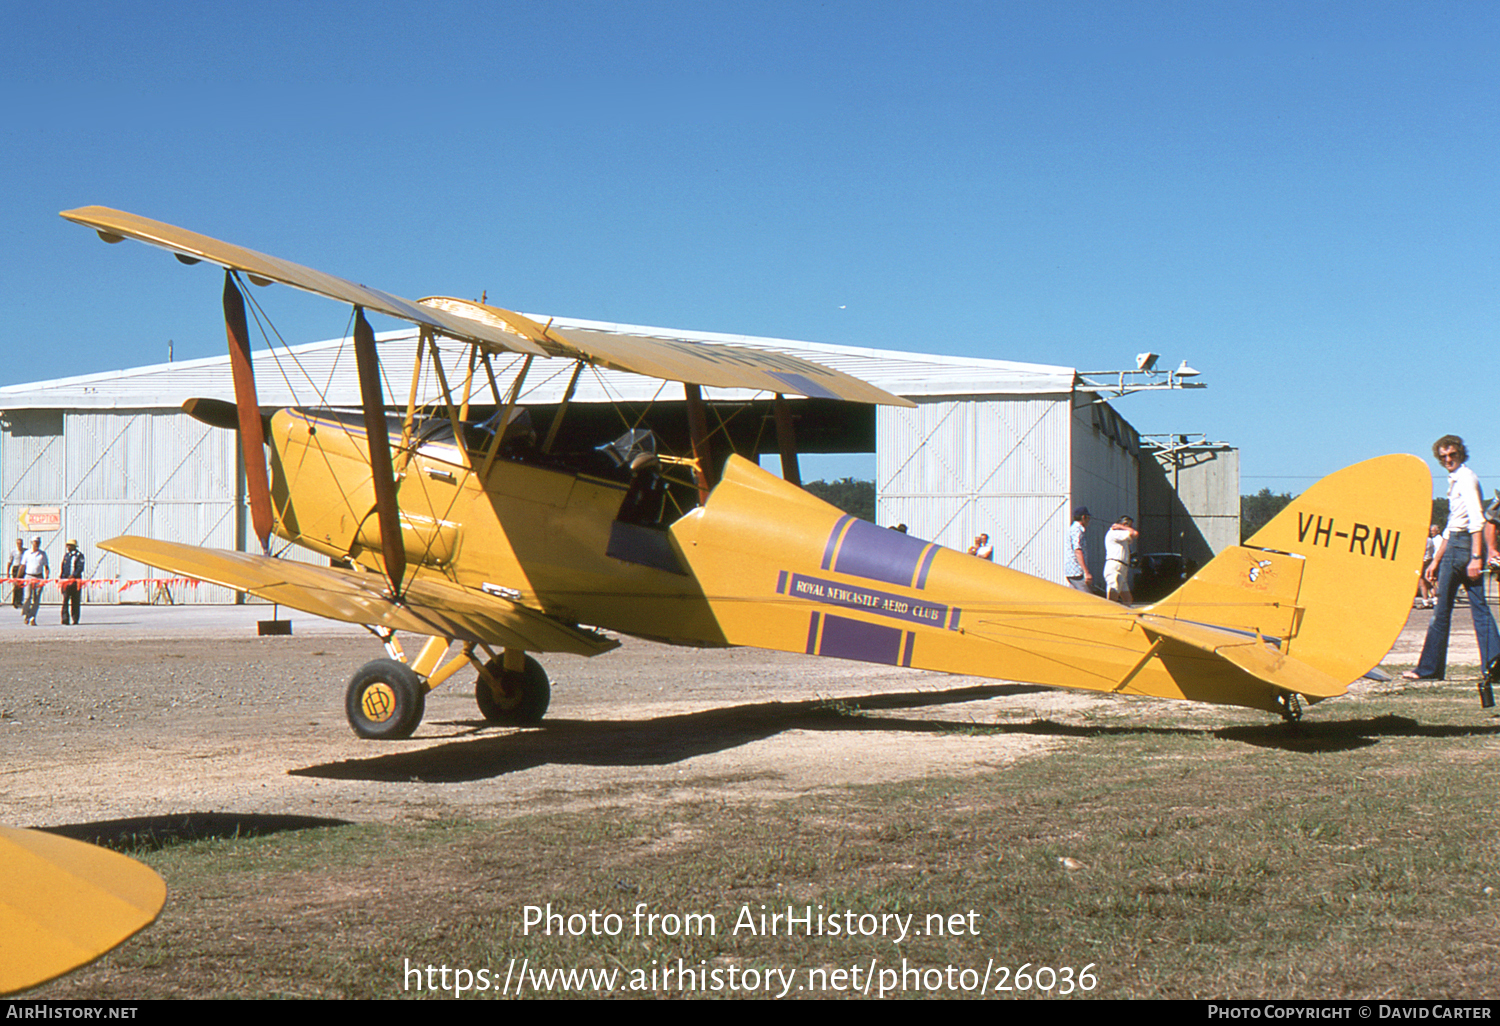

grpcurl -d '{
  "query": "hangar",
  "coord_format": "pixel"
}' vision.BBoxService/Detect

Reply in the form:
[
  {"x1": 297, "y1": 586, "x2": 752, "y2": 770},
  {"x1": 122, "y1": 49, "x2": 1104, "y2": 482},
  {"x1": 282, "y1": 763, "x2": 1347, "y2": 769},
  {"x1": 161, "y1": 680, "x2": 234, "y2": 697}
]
[{"x1": 0, "y1": 315, "x2": 1235, "y2": 605}]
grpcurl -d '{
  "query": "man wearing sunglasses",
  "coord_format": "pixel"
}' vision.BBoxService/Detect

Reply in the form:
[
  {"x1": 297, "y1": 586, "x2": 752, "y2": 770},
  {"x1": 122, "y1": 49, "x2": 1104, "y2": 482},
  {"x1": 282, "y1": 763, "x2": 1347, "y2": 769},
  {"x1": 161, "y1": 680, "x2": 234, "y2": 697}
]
[{"x1": 1404, "y1": 435, "x2": 1500, "y2": 683}]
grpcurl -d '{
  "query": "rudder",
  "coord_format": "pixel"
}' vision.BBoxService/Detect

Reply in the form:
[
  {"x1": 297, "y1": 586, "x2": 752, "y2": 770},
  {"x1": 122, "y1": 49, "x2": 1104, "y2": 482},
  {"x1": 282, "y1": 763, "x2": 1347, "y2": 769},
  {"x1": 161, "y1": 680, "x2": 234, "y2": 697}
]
[{"x1": 1147, "y1": 454, "x2": 1429, "y2": 685}]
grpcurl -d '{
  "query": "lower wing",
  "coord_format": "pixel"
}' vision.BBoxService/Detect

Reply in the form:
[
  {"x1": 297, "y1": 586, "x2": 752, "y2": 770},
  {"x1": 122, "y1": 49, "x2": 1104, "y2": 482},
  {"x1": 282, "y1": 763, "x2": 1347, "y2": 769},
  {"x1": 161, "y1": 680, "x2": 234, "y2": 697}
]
[{"x1": 99, "y1": 536, "x2": 618, "y2": 657}]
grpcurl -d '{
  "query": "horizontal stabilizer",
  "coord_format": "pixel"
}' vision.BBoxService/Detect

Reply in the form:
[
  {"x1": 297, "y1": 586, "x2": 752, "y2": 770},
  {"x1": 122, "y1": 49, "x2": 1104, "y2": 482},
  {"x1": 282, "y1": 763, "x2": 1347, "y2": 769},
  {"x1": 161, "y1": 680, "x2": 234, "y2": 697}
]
[
  {"x1": 1145, "y1": 546, "x2": 1305, "y2": 639},
  {"x1": 99, "y1": 536, "x2": 618, "y2": 657},
  {"x1": 1136, "y1": 615, "x2": 1347, "y2": 699}
]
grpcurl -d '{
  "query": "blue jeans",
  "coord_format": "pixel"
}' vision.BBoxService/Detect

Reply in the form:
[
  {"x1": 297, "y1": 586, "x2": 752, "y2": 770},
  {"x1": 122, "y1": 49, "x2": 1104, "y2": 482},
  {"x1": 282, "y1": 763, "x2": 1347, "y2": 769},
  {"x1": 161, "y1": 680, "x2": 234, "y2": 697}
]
[{"x1": 1415, "y1": 532, "x2": 1500, "y2": 678}]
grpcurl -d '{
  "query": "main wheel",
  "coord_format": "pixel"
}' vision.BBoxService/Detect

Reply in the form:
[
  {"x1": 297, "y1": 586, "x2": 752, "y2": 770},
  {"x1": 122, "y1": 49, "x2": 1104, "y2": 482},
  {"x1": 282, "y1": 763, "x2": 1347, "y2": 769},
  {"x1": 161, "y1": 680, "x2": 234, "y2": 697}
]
[
  {"x1": 476, "y1": 655, "x2": 550, "y2": 725},
  {"x1": 346, "y1": 658, "x2": 426, "y2": 739}
]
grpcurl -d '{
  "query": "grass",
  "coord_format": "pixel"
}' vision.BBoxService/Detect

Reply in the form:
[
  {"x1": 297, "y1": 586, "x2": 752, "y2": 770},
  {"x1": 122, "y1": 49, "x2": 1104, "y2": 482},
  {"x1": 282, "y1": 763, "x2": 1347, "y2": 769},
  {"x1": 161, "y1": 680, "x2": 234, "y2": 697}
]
[{"x1": 28, "y1": 670, "x2": 1500, "y2": 1000}]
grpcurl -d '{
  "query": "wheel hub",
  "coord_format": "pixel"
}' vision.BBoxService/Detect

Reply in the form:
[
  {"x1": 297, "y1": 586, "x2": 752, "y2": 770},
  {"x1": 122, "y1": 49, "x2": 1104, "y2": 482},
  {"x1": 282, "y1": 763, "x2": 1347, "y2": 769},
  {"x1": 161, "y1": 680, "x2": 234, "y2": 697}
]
[{"x1": 360, "y1": 682, "x2": 397, "y2": 722}]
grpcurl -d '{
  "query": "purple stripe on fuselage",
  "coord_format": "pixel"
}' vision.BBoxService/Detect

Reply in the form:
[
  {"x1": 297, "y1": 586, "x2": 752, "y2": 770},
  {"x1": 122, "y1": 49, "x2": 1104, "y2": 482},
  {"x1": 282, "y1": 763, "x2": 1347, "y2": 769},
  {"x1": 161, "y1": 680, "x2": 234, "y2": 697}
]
[
  {"x1": 914, "y1": 543, "x2": 939, "y2": 589},
  {"x1": 817, "y1": 614, "x2": 903, "y2": 666},
  {"x1": 833, "y1": 519, "x2": 933, "y2": 589},
  {"x1": 777, "y1": 570, "x2": 788, "y2": 594},
  {"x1": 822, "y1": 515, "x2": 854, "y2": 570},
  {"x1": 805, "y1": 612, "x2": 821, "y2": 655},
  {"x1": 901, "y1": 631, "x2": 915, "y2": 667}
]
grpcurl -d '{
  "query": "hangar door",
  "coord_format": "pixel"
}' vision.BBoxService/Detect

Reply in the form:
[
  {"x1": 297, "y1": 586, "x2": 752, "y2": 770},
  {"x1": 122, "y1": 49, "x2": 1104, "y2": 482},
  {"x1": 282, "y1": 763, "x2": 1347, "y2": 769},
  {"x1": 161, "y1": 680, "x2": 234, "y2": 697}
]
[
  {"x1": 875, "y1": 395, "x2": 1072, "y2": 580},
  {"x1": 1, "y1": 408, "x2": 241, "y2": 604}
]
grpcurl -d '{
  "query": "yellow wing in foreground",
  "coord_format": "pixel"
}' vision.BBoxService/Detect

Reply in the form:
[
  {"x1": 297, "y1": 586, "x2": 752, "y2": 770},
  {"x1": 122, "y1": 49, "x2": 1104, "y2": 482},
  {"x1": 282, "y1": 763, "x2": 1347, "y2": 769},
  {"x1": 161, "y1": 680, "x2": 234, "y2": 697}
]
[
  {"x1": 0, "y1": 825, "x2": 166, "y2": 994},
  {"x1": 98, "y1": 537, "x2": 618, "y2": 657}
]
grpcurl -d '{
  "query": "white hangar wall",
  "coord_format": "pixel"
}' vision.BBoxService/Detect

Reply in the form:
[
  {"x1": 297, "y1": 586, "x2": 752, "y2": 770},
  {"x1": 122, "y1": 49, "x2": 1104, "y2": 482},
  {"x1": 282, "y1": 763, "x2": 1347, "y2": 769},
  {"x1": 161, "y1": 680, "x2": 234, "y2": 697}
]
[
  {"x1": 875, "y1": 395, "x2": 1140, "y2": 581},
  {"x1": 1068, "y1": 400, "x2": 1142, "y2": 578},
  {"x1": 0, "y1": 407, "x2": 323, "y2": 605}
]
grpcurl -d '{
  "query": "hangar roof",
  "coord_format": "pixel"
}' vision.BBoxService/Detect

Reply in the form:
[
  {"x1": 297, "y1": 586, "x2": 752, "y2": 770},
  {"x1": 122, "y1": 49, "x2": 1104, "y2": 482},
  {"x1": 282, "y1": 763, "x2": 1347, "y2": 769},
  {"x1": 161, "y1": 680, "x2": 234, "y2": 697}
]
[{"x1": 0, "y1": 314, "x2": 1078, "y2": 411}]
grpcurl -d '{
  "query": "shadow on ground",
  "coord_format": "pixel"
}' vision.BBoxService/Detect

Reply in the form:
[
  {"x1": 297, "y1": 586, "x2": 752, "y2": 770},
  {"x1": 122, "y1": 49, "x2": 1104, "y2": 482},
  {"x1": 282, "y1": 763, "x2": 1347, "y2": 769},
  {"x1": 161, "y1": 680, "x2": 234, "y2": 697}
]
[{"x1": 40, "y1": 812, "x2": 353, "y2": 851}]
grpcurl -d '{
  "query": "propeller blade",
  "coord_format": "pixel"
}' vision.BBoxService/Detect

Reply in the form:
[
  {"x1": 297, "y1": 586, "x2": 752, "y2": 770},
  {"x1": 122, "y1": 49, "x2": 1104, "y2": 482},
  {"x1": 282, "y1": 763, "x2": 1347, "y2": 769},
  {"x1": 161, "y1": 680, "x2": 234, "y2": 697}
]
[
  {"x1": 353, "y1": 308, "x2": 406, "y2": 596},
  {"x1": 223, "y1": 273, "x2": 273, "y2": 553}
]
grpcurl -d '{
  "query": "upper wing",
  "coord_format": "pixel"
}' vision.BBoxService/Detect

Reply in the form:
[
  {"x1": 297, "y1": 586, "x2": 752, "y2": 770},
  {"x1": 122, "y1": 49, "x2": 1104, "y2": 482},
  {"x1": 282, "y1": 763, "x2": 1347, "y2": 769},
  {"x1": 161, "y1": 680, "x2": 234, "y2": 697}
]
[
  {"x1": 99, "y1": 537, "x2": 618, "y2": 657},
  {"x1": 60, "y1": 206, "x2": 914, "y2": 407},
  {"x1": 60, "y1": 206, "x2": 550, "y2": 358},
  {"x1": 420, "y1": 296, "x2": 915, "y2": 407}
]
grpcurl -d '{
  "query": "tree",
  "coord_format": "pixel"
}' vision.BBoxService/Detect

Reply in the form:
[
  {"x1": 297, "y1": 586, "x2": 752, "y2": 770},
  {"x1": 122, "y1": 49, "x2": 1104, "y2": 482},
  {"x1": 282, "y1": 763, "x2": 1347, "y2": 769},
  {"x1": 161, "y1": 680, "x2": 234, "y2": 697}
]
[
  {"x1": 1240, "y1": 488, "x2": 1295, "y2": 542},
  {"x1": 802, "y1": 478, "x2": 876, "y2": 522}
]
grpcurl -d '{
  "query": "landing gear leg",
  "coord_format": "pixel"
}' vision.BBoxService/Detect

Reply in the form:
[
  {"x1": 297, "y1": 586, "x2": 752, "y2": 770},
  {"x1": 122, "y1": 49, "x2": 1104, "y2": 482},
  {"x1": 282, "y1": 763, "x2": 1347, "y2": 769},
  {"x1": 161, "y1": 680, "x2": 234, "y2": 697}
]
[{"x1": 1275, "y1": 692, "x2": 1303, "y2": 723}]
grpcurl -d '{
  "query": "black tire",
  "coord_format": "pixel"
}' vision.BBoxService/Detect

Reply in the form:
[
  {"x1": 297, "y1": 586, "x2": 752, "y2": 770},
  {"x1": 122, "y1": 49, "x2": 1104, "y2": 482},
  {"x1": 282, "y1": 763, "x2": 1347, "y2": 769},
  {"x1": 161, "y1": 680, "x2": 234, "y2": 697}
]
[
  {"x1": 475, "y1": 655, "x2": 550, "y2": 725},
  {"x1": 346, "y1": 659, "x2": 426, "y2": 739}
]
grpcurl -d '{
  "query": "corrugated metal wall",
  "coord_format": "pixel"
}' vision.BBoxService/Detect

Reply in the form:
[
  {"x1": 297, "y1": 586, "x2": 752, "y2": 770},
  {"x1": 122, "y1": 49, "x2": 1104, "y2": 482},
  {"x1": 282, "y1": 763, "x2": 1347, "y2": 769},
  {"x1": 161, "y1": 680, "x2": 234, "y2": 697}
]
[
  {"x1": 1069, "y1": 400, "x2": 1141, "y2": 579},
  {"x1": 2, "y1": 408, "x2": 242, "y2": 604},
  {"x1": 876, "y1": 395, "x2": 1074, "y2": 579},
  {"x1": 1, "y1": 407, "x2": 395, "y2": 607}
]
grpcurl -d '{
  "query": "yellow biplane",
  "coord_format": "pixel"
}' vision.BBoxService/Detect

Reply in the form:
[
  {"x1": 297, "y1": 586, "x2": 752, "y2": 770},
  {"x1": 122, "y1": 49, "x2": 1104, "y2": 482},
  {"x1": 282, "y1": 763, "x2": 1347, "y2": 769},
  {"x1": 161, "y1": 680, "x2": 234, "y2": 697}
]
[{"x1": 62, "y1": 207, "x2": 1428, "y2": 737}]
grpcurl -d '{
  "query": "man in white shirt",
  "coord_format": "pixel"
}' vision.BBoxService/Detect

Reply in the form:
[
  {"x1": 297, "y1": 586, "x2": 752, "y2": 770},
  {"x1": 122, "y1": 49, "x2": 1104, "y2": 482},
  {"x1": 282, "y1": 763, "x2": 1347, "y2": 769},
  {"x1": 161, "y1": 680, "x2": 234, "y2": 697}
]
[
  {"x1": 1404, "y1": 435, "x2": 1500, "y2": 681},
  {"x1": 20, "y1": 537, "x2": 49, "y2": 627},
  {"x1": 1104, "y1": 515, "x2": 1139, "y2": 604}
]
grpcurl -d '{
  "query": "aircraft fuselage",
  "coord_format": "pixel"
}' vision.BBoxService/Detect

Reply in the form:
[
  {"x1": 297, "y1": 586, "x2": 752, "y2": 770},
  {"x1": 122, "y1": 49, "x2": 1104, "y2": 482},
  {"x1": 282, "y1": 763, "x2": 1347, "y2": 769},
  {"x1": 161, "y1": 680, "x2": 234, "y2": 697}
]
[{"x1": 267, "y1": 408, "x2": 728, "y2": 646}]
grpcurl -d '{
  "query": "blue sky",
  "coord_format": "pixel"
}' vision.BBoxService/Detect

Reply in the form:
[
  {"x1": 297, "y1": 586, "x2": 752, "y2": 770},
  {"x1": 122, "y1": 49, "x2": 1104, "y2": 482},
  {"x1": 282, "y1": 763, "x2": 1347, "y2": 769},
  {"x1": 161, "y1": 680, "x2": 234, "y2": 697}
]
[{"x1": 3, "y1": 0, "x2": 1495, "y2": 495}]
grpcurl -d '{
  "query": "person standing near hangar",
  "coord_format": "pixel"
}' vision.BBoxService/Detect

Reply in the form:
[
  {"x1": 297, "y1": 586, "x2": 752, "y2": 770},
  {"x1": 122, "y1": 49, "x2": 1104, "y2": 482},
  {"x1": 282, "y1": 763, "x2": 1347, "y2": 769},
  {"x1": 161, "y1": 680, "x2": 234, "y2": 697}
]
[
  {"x1": 1104, "y1": 515, "x2": 1139, "y2": 605},
  {"x1": 20, "y1": 538, "x2": 48, "y2": 627},
  {"x1": 1065, "y1": 508, "x2": 1093, "y2": 592},
  {"x1": 59, "y1": 539, "x2": 84, "y2": 625},
  {"x1": 6, "y1": 539, "x2": 23, "y2": 609}
]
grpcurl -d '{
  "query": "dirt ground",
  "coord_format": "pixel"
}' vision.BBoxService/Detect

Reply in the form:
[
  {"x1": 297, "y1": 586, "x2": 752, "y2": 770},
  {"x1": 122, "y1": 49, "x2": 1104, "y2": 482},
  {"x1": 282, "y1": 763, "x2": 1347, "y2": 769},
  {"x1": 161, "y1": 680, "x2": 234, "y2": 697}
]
[{"x1": 0, "y1": 602, "x2": 1472, "y2": 835}]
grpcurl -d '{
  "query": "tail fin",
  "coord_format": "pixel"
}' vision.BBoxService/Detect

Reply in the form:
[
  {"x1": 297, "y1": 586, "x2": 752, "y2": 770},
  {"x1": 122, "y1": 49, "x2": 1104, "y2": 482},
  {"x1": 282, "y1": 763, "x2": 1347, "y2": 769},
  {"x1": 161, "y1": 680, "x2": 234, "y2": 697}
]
[{"x1": 1146, "y1": 454, "x2": 1429, "y2": 683}]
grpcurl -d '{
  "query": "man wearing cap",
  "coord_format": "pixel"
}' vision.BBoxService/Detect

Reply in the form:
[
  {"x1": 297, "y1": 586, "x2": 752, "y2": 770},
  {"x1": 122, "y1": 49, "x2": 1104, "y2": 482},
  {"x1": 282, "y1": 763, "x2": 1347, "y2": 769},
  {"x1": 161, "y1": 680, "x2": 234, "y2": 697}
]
[
  {"x1": 20, "y1": 538, "x2": 48, "y2": 627},
  {"x1": 59, "y1": 539, "x2": 84, "y2": 626},
  {"x1": 1064, "y1": 507, "x2": 1093, "y2": 592}
]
